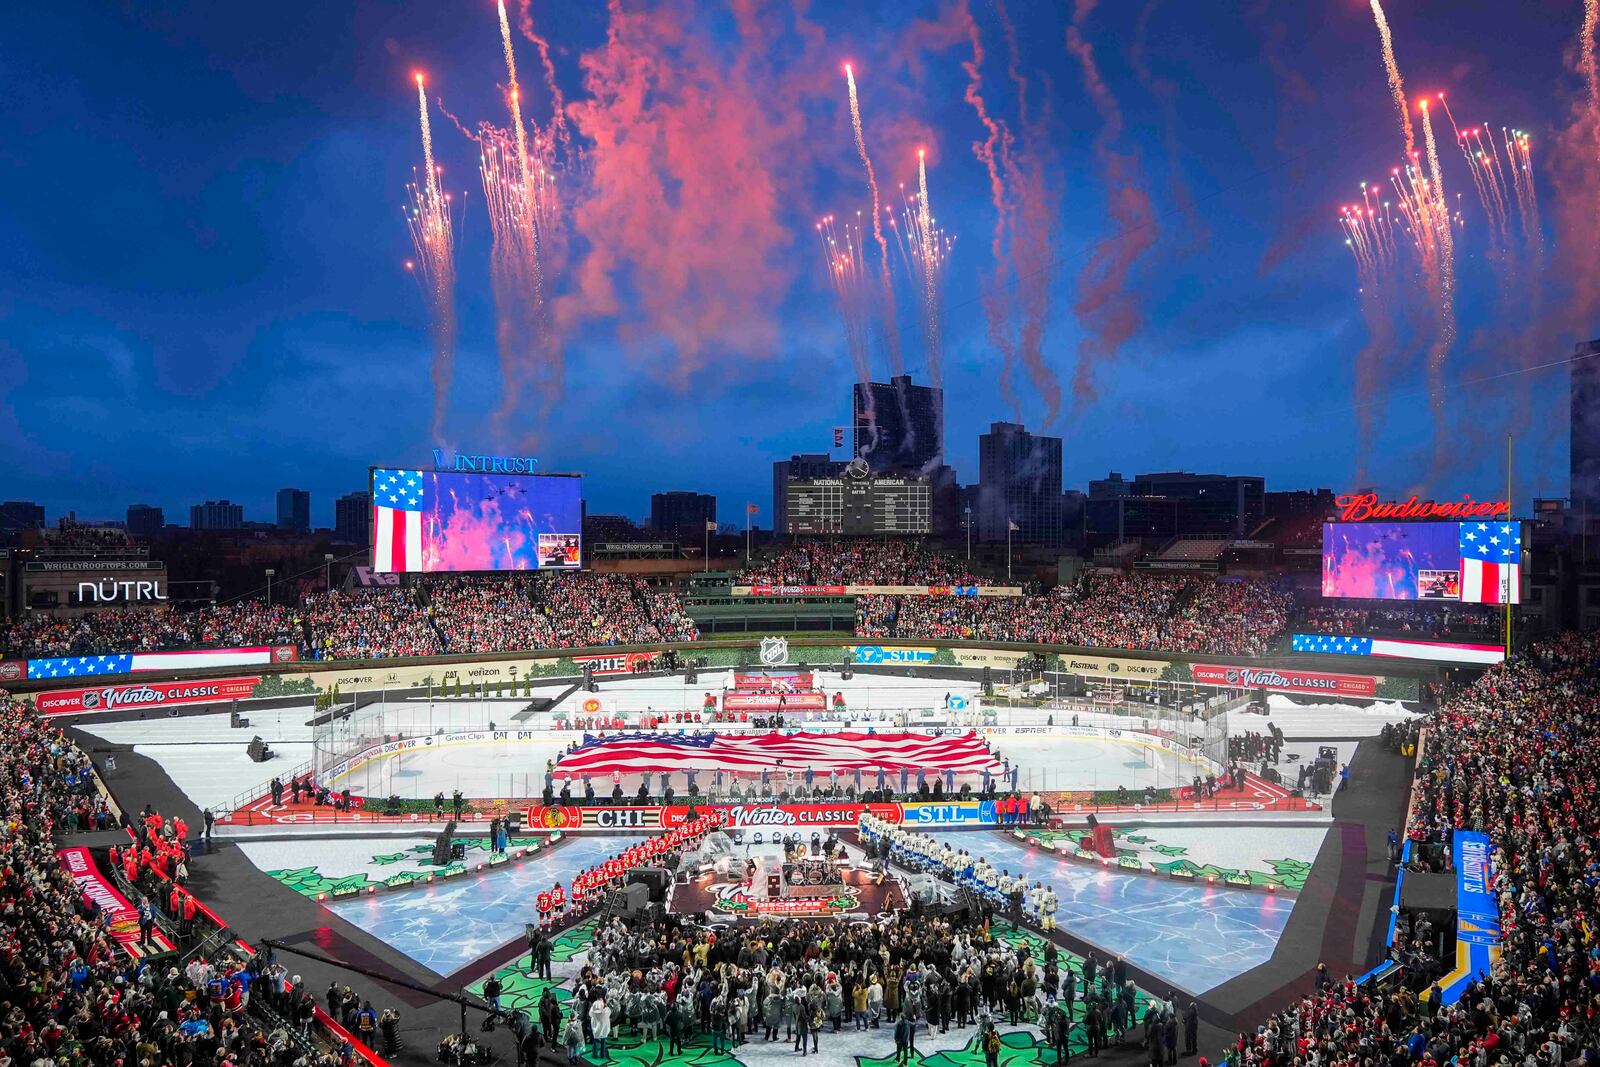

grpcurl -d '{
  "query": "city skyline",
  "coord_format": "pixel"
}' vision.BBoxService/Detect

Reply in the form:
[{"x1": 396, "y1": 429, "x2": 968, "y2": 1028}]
[{"x1": 3, "y1": 3, "x2": 1595, "y2": 524}]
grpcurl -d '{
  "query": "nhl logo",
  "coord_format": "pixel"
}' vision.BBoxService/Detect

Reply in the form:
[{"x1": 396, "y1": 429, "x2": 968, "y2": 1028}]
[{"x1": 759, "y1": 636, "x2": 788, "y2": 666}]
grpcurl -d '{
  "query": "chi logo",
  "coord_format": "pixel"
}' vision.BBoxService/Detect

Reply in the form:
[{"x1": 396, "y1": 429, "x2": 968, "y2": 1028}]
[{"x1": 759, "y1": 636, "x2": 788, "y2": 666}]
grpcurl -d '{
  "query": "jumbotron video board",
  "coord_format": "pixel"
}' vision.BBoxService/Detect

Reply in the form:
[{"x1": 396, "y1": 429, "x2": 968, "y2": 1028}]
[
  {"x1": 1321, "y1": 521, "x2": 1523, "y2": 604},
  {"x1": 370, "y1": 468, "x2": 582, "y2": 573}
]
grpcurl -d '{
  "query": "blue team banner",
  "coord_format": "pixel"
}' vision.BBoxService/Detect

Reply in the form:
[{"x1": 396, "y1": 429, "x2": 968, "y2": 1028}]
[
  {"x1": 902, "y1": 800, "x2": 997, "y2": 826},
  {"x1": 1436, "y1": 830, "x2": 1502, "y2": 1005},
  {"x1": 851, "y1": 645, "x2": 936, "y2": 665}
]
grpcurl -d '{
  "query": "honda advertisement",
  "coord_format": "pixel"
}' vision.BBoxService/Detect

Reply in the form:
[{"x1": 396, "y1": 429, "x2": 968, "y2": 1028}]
[
  {"x1": 1189, "y1": 663, "x2": 1378, "y2": 698},
  {"x1": 35, "y1": 676, "x2": 263, "y2": 716}
]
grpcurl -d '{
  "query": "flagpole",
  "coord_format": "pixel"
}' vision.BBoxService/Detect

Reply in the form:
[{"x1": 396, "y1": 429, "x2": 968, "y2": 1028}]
[
  {"x1": 704, "y1": 521, "x2": 710, "y2": 574},
  {"x1": 745, "y1": 505, "x2": 751, "y2": 564},
  {"x1": 1007, "y1": 520, "x2": 1013, "y2": 582},
  {"x1": 1504, "y1": 432, "x2": 1513, "y2": 660}
]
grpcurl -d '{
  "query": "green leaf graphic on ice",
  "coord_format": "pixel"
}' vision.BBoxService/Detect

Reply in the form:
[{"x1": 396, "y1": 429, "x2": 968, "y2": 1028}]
[
  {"x1": 1147, "y1": 844, "x2": 1188, "y2": 857},
  {"x1": 369, "y1": 852, "x2": 410, "y2": 866}
]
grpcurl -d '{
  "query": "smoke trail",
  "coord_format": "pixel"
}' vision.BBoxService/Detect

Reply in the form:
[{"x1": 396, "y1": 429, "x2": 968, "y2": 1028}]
[
  {"x1": 959, "y1": 1, "x2": 1022, "y2": 414},
  {"x1": 1340, "y1": 188, "x2": 1403, "y2": 480},
  {"x1": 1551, "y1": 0, "x2": 1600, "y2": 332},
  {"x1": 404, "y1": 74, "x2": 458, "y2": 443},
  {"x1": 816, "y1": 214, "x2": 873, "y2": 385},
  {"x1": 1369, "y1": 0, "x2": 1415, "y2": 156},
  {"x1": 515, "y1": 0, "x2": 571, "y2": 155},
  {"x1": 844, "y1": 65, "x2": 903, "y2": 375},
  {"x1": 1130, "y1": 0, "x2": 1205, "y2": 247},
  {"x1": 1065, "y1": 2, "x2": 1157, "y2": 408}
]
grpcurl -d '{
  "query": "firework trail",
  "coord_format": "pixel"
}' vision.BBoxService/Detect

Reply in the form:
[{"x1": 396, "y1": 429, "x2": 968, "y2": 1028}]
[
  {"x1": 1418, "y1": 97, "x2": 1457, "y2": 476},
  {"x1": 1584, "y1": 0, "x2": 1600, "y2": 149},
  {"x1": 1369, "y1": 0, "x2": 1415, "y2": 156},
  {"x1": 844, "y1": 64, "x2": 902, "y2": 375},
  {"x1": 1503, "y1": 128, "x2": 1544, "y2": 264},
  {"x1": 1339, "y1": 184, "x2": 1403, "y2": 478},
  {"x1": 405, "y1": 74, "x2": 458, "y2": 442},
  {"x1": 1065, "y1": 0, "x2": 1157, "y2": 409},
  {"x1": 816, "y1": 213, "x2": 873, "y2": 385},
  {"x1": 483, "y1": 0, "x2": 564, "y2": 433},
  {"x1": 912, "y1": 150, "x2": 948, "y2": 389}
]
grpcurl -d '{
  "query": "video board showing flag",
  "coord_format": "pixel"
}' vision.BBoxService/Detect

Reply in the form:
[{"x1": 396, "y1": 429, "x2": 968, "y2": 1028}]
[
  {"x1": 1321, "y1": 521, "x2": 1523, "y2": 604},
  {"x1": 371, "y1": 468, "x2": 582, "y2": 573}
]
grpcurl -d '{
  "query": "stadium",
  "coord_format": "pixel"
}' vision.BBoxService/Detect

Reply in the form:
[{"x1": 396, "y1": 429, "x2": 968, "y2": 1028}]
[{"x1": 6, "y1": 5, "x2": 1600, "y2": 1067}]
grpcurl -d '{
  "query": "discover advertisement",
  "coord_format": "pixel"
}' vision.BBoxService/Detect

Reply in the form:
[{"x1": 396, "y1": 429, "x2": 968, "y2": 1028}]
[
  {"x1": 1188, "y1": 663, "x2": 1378, "y2": 698},
  {"x1": 35, "y1": 676, "x2": 264, "y2": 716},
  {"x1": 1058, "y1": 653, "x2": 1171, "y2": 679}
]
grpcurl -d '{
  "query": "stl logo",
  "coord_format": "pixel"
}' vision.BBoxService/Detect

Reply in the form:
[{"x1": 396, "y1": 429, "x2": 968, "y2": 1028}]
[{"x1": 758, "y1": 636, "x2": 788, "y2": 666}]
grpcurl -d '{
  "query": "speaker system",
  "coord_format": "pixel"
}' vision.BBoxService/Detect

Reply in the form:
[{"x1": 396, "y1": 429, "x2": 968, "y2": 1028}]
[
  {"x1": 686, "y1": 668, "x2": 698, "y2": 685},
  {"x1": 841, "y1": 665, "x2": 853, "y2": 681},
  {"x1": 432, "y1": 821, "x2": 457, "y2": 866},
  {"x1": 617, "y1": 883, "x2": 651, "y2": 916},
  {"x1": 627, "y1": 866, "x2": 672, "y2": 903},
  {"x1": 982, "y1": 667, "x2": 993, "y2": 696},
  {"x1": 583, "y1": 663, "x2": 597, "y2": 692}
]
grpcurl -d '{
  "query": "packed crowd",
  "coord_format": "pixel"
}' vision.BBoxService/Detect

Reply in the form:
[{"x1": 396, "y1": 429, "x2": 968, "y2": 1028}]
[
  {"x1": 1296, "y1": 603, "x2": 1501, "y2": 640},
  {"x1": 1225, "y1": 630, "x2": 1600, "y2": 1067},
  {"x1": 564, "y1": 889, "x2": 1192, "y2": 1065},
  {"x1": 859, "y1": 815, "x2": 1060, "y2": 929},
  {"x1": 741, "y1": 542, "x2": 979, "y2": 587},
  {"x1": 0, "y1": 693, "x2": 357, "y2": 1066},
  {"x1": 857, "y1": 574, "x2": 1292, "y2": 657},
  {"x1": 2, "y1": 573, "x2": 699, "y2": 660},
  {"x1": 5, "y1": 601, "x2": 302, "y2": 658}
]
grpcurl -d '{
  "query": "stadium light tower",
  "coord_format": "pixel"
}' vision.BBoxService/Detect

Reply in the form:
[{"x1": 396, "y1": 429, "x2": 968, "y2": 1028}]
[
  {"x1": 265, "y1": 568, "x2": 275, "y2": 606},
  {"x1": 324, "y1": 553, "x2": 334, "y2": 592},
  {"x1": 964, "y1": 505, "x2": 972, "y2": 561}
]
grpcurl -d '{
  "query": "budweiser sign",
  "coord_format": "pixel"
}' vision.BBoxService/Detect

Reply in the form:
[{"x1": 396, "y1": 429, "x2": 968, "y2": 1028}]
[
  {"x1": 1190, "y1": 664, "x2": 1377, "y2": 698},
  {"x1": 1335, "y1": 493, "x2": 1511, "y2": 522}
]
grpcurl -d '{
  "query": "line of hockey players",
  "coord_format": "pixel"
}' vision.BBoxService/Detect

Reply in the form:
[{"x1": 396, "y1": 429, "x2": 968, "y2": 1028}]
[{"x1": 858, "y1": 813, "x2": 1058, "y2": 929}]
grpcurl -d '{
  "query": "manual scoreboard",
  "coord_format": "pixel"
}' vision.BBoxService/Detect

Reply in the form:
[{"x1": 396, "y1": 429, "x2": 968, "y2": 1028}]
[{"x1": 785, "y1": 475, "x2": 931, "y2": 535}]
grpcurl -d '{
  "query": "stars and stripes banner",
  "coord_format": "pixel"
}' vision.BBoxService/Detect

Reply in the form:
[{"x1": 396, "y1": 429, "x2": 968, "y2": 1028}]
[
  {"x1": 552, "y1": 730, "x2": 1001, "y2": 778},
  {"x1": 1292, "y1": 634, "x2": 1505, "y2": 666},
  {"x1": 372, "y1": 468, "x2": 426, "y2": 573},
  {"x1": 28, "y1": 646, "x2": 295, "y2": 680},
  {"x1": 1458, "y1": 522, "x2": 1521, "y2": 604}
]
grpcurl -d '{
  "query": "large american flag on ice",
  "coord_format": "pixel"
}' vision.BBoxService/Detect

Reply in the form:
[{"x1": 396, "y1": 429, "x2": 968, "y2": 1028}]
[
  {"x1": 553, "y1": 731, "x2": 1001, "y2": 777},
  {"x1": 372, "y1": 469, "x2": 426, "y2": 573}
]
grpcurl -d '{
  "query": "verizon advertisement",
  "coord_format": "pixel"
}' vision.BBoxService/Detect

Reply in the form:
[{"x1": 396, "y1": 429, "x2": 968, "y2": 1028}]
[
  {"x1": 1189, "y1": 664, "x2": 1378, "y2": 698},
  {"x1": 36, "y1": 676, "x2": 262, "y2": 716},
  {"x1": 573, "y1": 652, "x2": 663, "y2": 676}
]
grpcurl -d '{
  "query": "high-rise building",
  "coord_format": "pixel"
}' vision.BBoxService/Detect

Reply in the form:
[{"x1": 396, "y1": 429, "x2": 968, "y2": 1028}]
[
  {"x1": 977, "y1": 422, "x2": 1063, "y2": 545},
  {"x1": 1264, "y1": 488, "x2": 1336, "y2": 520},
  {"x1": 1088, "y1": 472, "x2": 1130, "y2": 500},
  {"x1": 334, "y1": 491, "x2": 371, "y2": 546},
  {"x1": 852, "y1": 375, "x2": 943, "y2": 474},
  {"x1": 650, "y1": 491, "x2": 717, "y2": 543},
  {"x1": 1128, "y1": 471, "x2": 1265, "y2": 538},
  {"x1": 275, "y1": 488, "x2": 311, "y2": 532},
  {"x1": 189, "y1": 500, "x2": 243, "y2": 530},
  {"x1": 0, "y1": 501, "x2": 46, "y2": 534},
  {"x1": 1572, "y1": 338, "x2": 1600, "y2": 521},
  {"x1": 126, "y1": 504, "x2": 164, "y2": 538},
  {"x1": 772, "y1": 453, "x2": 847, "y2": 535}
]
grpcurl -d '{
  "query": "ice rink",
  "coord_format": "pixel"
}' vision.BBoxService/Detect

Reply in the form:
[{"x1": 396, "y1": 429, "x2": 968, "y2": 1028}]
[{"x1": 71, "y1": 670, "x2": 1417, "y2": 809}]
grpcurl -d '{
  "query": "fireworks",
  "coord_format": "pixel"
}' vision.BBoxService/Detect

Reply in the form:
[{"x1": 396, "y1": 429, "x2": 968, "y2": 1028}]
[
  {"x1": 1416, "y1": 97, "x2": 1457, "y2": 475},
  {"x1": 1369, "y1": 0, "x2": 1415, "y2": 156},
  {"x1": 844, "y1": 64, "x2": 901, "y2": 374},
  {"x1": 479, "y1": 0, "x2": 564, "y2": 433},
  {"x1": 404, "y1": 74, "x2": 459, "y2": 443},
  {"x1": 892, "y1": 150, "x2": 953, "y2": 390},
  {"x1": 816, "y1": 213, "x2": 872, "y2": 385}
]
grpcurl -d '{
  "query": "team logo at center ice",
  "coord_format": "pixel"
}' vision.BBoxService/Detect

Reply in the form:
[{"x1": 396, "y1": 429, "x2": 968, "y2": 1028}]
[{"x1": 759, "y1": 636, "x2": 788, "y2": 666}]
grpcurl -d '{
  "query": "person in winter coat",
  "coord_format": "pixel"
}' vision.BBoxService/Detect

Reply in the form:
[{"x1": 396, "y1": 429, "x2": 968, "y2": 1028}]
[
  {"x1": 588, "y1": 995, "x2": 612, "y2": 1060},
  {"x1": 824, "y1": 978, "x2": 844, "y2": 1032},
  {"x1": 867, "y1": 976, "x2": 885, "y2": 1028},
  {"x1": 853, "y1": 980, "x2": 870, "y2": 1030},
  {"x1": 764, "y1": 989, "x2": 785, "y2": 1041},
  {"x1": 894, "y1": 1013, "x2": 917, "y2": 1064}
]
